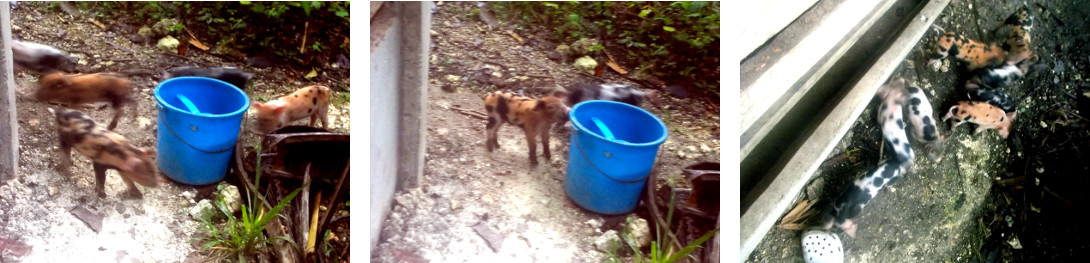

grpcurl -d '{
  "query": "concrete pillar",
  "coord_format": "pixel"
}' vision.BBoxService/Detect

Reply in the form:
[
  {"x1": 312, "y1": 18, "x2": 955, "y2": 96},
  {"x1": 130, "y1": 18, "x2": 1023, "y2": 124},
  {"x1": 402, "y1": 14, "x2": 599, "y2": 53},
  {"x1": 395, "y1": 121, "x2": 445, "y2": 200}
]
[
  {"x1": 396, "y1": 1, "x2": 429, "y2": 191},
  {"x1": 0, "y1": 3, "x2": 18, "y2": 182}
]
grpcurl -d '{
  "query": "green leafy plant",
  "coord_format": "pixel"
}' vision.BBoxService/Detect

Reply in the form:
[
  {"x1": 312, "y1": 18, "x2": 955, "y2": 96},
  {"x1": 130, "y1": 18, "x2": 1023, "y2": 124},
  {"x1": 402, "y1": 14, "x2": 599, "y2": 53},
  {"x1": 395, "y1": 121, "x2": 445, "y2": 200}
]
[
  {"x1": 491, "y1": 1, "x2": 719, "y2": 94},
  {"x1": 608, "y1": 189, "x2": 720, "y2": 263},
  {"x1": 197, "y1": 145, "x2": 309, "y2": 262}
]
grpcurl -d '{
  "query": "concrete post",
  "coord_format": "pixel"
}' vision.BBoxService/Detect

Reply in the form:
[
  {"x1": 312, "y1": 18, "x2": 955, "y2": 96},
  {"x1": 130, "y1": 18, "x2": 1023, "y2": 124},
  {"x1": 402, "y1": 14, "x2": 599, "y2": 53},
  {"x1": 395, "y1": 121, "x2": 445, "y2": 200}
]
[
  {"x1": 396, "y1": 1, "x2": 429, "y2": 191},
  {"x1": 0, "y1": 3, "x2": 18, "y2": 182}
]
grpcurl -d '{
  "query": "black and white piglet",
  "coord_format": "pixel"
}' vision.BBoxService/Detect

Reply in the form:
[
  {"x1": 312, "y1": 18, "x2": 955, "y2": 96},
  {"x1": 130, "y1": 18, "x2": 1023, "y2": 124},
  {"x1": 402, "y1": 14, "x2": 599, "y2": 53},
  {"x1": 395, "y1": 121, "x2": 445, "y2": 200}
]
[
  {"x1": 875, "y1": 79, "x2": 915, "y2": 165},
  {"x1": 966, "y1": 88, "x2": 1016, "y2": 113},
  {"x1": 903, "y1": 84, "x2": 946, "y2": 162},
  {"x1": 12, "y1": 40, "x2": 73, "y2": 73},
  {"x1": 820, "y1": 159, "x2": 905, "y2": 238},
  {"x1": 565, "y1": 83, "x2": 662, "y2": 108},
  {"x1": 164, "y1": 66, "x2": 253, "y2": 90},
  {"x1": 965, "y1": 56, "x2": 1038, "y2": 90}
]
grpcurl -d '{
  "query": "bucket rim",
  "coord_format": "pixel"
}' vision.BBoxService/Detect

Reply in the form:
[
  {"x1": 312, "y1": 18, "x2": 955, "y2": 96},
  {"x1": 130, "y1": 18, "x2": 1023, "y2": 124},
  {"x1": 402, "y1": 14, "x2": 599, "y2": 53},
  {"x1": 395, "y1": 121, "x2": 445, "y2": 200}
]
[
  {"x1": 569, "y1": 100, "x2": 668, "y2": 147},
  {"x1": 155, "y1": 77, "x2": 251, "y2": 118}
]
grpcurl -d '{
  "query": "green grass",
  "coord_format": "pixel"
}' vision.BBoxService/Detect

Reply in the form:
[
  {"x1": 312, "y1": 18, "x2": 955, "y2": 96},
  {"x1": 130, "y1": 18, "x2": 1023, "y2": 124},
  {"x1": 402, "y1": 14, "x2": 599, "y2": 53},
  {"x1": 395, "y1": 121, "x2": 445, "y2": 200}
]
[{"x1": 196, "y1": 145, "x2": 309, "y2": 262}]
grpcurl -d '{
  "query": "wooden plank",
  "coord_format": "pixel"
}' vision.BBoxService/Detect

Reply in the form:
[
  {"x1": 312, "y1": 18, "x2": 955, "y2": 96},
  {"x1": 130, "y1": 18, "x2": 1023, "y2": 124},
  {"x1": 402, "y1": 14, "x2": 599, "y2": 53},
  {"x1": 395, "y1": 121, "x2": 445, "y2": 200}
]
[
  {"x1": 739, "y1": 0, "x2": 890, "y2": 159},
  {"x1": 739, "y1": 0, "x2": 951, "y2": 260},
  {"x1": 737, "y1": 0, "x2": 820, "y2": 61},
  {"x1": 740, "y1": 0, "x2": 897, "y2": 160}
]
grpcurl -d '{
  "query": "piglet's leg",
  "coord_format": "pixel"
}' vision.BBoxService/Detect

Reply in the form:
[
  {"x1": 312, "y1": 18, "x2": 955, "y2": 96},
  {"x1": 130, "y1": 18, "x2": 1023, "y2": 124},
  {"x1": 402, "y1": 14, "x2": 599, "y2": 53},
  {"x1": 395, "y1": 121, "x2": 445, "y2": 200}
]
[
  {"x1": 319, "y1": 107, "x2": 330, "y2": 130},
  {"x1": 57, "y1": 144, "x2": 73, "y2": 172},
  {"x1": 92, "y1": 163, "x2": 108, "y2": 198},
  {"x1": 107, "y1": 106, "x2": 122, "y2": 131},
  {"x1": 525, "y1": 128, "x2": 539, "y2": 167},
  {"x1": 540, "y1": 125, "x2": 552, "y2": 161},
  {"x1": 120, "y1": 176, "x2": 143, "y2": 199}
]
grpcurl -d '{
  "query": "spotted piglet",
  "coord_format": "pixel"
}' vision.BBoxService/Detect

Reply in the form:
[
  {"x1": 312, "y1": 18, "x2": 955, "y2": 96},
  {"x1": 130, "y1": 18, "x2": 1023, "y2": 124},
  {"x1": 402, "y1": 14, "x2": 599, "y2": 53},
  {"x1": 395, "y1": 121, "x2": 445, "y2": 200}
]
[
  {"x1": 875, "y1": 79, "x2": 914, "y2": 165},
  {"x1": 966, "y1": 88, "x2": 1017, "y2": 113},
  {"x1": 964, "y1": 56, "x2": 1038, "y2": 90},
  {"x1": 52, "y1": 108, "x2": 161, "y2": 199},
  {"x1": 943, "y1": 101, "x2": 1016, "y2": 139},
  {"x1": 820, "y1": 159, "x2": 905, "y2": 238},
  {"x1": 902, "y1": 85, "x2": 946, "y2": 162},
  {"x1": 484, "y1": 91, "x2": 571, "y2": 167},
  {"x1": 251, "y1": 85, "x2": 332, "y2": 134}
]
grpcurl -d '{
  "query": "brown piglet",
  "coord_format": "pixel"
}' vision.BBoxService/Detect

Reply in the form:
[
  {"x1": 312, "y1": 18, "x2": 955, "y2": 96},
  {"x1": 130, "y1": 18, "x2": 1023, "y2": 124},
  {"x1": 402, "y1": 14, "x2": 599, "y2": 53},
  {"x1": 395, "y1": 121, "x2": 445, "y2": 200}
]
[
  {"x1": 36, "y1": 72, "x2": 133, "y2": 130},
  {"x1": 52, "y1": 108, "x2": 161, "y2": 199},
  {"x1": 943, "y1": 101, "x2": 1016, "y2": 139},
  {"x1": 250, "y1": 85, "x2": 332, "y2": 134},
  {"x1": 484, "y1": 91, "x2": 571, "y2": 167}
]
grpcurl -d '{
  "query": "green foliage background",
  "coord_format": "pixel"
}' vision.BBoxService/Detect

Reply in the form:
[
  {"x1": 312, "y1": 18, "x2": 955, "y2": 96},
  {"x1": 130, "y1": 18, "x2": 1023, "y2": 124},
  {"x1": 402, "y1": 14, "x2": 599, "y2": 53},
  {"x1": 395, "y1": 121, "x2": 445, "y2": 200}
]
[
  {"x1": 78, "y1": 1, "x2": 349, "y2": 67},
  {"x1": 492, "y1": 1, "x2": 720, "y2": 94}
]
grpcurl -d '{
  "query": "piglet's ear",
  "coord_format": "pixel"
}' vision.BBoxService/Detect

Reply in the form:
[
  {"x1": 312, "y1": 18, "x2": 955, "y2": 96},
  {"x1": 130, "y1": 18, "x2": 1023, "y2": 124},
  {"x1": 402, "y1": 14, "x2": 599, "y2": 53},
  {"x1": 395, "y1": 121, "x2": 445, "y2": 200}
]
[
  {"x1": 272, "y1": 104, "x2": 288, "y2": 115},
  {"x1": 250, "y1": 102, "x2": 262, "y2": 110},
  {"x1": 534, "y1": 100, "x2": 547, "y2": 111}
]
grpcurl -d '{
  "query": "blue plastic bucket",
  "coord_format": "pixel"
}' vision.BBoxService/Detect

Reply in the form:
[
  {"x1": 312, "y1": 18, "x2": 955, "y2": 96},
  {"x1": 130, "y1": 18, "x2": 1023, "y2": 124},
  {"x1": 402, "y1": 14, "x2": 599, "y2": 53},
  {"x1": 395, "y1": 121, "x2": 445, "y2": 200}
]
[
  {"x1": 155, "y1": 77, "x2": 250, "y2": 185},
  {"x1": 565, "y1": 100, "x2": 668, "y2": 215}
]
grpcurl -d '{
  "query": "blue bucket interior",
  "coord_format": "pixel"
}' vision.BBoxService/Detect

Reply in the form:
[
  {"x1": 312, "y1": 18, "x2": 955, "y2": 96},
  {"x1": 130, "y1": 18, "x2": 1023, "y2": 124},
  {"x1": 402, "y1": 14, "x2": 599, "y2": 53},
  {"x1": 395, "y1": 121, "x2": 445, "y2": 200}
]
[
  {"x1": 155, "y1": 77, "x2": 250, "y2": 185},
  {"x1": 565, "y1": 100, "x2": 668, "y2": 215}
]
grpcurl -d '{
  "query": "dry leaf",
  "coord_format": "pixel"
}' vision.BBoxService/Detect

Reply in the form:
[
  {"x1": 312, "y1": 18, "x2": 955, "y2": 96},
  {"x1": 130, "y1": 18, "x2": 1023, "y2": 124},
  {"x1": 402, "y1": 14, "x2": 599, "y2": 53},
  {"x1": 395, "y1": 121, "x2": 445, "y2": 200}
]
[
  {"x1": 506, "y1": 30, "x2": 524, "y2": 44},
  {"x1": 606, "y1": 59, "x2": 628, "y2": 75},
  {"x1": 88, "y1": 18, "x2": 106, "y2": 29}
]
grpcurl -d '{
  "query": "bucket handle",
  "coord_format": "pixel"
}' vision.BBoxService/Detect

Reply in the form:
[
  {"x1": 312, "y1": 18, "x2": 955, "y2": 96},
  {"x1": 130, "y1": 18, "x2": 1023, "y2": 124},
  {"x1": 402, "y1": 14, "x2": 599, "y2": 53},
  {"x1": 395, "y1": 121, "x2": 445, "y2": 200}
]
[
  {"x1": 159, "y1": 112, "x2": 235, "y2": 154},
  {"x1": 573, "y1": 132, "x2": 651, "y2": 184}
]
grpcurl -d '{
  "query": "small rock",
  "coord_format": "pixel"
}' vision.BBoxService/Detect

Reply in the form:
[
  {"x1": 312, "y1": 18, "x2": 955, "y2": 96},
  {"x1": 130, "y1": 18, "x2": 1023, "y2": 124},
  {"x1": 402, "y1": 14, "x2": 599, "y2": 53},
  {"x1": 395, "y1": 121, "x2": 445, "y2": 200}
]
[
  {"x1": 700, "y1": 144, "x2": 712, "y2": 153},
  {"x1": 180, "y1": 191, "x2": 195, "y2": 200},
  {"x1": 473, "y1": 38, "x2": 484, "y2": 47},
  {"x1": 28, "y1": 119, "x2": 38, "y2": 126},
  {"x1": 1055, "y1": 60, "x2": 1066, "y2": 73},
  {"x1": 593, "y1": 230, "x2": 621, "y2": 252},
  {"x1": 570, "y1": 38, "x2": 601, "y2": 56},
  {"x1": 555, "y1": 44, "x2": 571, "y2": 55},
  {"x1": 11, "y1": 25, "x2": 20, "y2": 33},
  {"x1": 189, "y1": 199, "x2": 214, "y2": 220},
  {"x1": 1054, "y1": 76, "x2": 1060, "y2": 84},
  {"x1": 573, "y1": 56, "x2": 598, "y2": 75},
  {"x1": 137, "y1": 117, "x2": 152, "y2": 129},
  {"x1": 70, "y1": 206, "x2": 104, "y2": 233},
  {"x1": 430, "y1": 30, "x2": 438, "y2": 36},
  {"x1": 437, "y1": 128, "x2": 449, "y2": 136},
  {"x1": 1036, "y1": 167, "x2": 1044, "y2": 173},
  {"x1": 450, "y1": 199, "x2": 461, "y2": 210},
  {"x1": 48, "y1": 186, "x2": 56, "y2": 196},
  {"x1": 514, "y1": 76, "x2": 530, "y2": 82},
  {"x1": 586, "y1": 219, "x2": 603, "y2": 229},
  {"x1": 218, "y1": 184, "x2": 242, "y2": 214},
  {"x1": 547, "y1": 51, "x2": 563, "y2": 61},
  {"x1": 624, "y1": 216, "x2": 652, "y2": 248},
  {"x1": 137, "y1": 26, "x2": 153, "y2": 38},
  {"x1": 157, "y1": 36, "x2": 180, "y2": 52},
  {"x1": 491, "y1": 71, "x2": 503, "y2": 78},
  {"x1": 151, "y1": 18, "x2": 180, "y2": 37},
  {"x1": 1008, "y1": 235, "x2": 1022, "y2": 249},
  {"x1": 445, "y1": 75, "x2": 462, "y2": 83}
]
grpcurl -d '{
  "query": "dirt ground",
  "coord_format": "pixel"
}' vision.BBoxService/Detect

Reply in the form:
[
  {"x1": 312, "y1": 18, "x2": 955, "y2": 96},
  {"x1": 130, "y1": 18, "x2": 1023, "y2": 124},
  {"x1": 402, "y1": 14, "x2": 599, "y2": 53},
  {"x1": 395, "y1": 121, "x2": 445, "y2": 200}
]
[
  {"x1": 0, "y1": 2, "x2": 350, "y2": 262},
  {"x1": 371, "y1": 2, "x2": 720, "y2": 262},
  {"x1": 748, "y1": 0, "x2": 1090, "y2": 262}
]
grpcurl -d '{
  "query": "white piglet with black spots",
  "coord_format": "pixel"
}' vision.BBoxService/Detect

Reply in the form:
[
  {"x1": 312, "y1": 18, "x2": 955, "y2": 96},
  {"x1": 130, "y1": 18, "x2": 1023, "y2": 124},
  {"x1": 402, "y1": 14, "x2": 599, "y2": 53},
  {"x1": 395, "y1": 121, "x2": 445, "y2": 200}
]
[
  {"x1": 875, "y1": 78, "x2": 915, "y2": 166},
  {"x1": 902, "y1": 84, "x2": 946, "y2": 162}
]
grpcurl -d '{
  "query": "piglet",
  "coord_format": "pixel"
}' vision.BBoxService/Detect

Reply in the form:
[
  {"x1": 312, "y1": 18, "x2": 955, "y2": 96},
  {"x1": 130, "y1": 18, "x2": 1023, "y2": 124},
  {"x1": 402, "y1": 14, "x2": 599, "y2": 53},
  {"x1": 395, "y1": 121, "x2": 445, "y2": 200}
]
[
  {"x1": 565, "y1": 83, "x2": 662, "y2": 109},
  {"x1": 35, "y1": 72, "x2": 133, "y2": 130},
  {"x1": 902, "y1": 84, "x2": 946, "y2": 162},
  {"x1": 484, "y1": 91, "x2": 571, "y2": 167},
  {"x1": 964, "y1": 56, "x2": 1038, "y2": 90},
  {"x1": 251, "y1": 85, "x2": 332, "y2": 134},
  {"x1": 164, "y1": 66, "x2": 254, "y2": 90},
  {"x1": 930, "y1": 31, "x2": 1007, "y2": 71},
  {"x1": 12, "y1": 40, "x2": 73, "y2": 73},
  {"x1": 820, "y1": 159, "x2": 905, "y2": 238},
  {"x1": 52, "y1": 108, "x2": 160, "y2": 199},
  {"x1": 875, "y1": 79, "x2": 914, "y2": 165},
  {"x1": 966, "y1": 88, "x2": 1016, "y2": 113},
  {"x1": 943, "y1": 101, "x2": 1016, "y2": 139}
]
